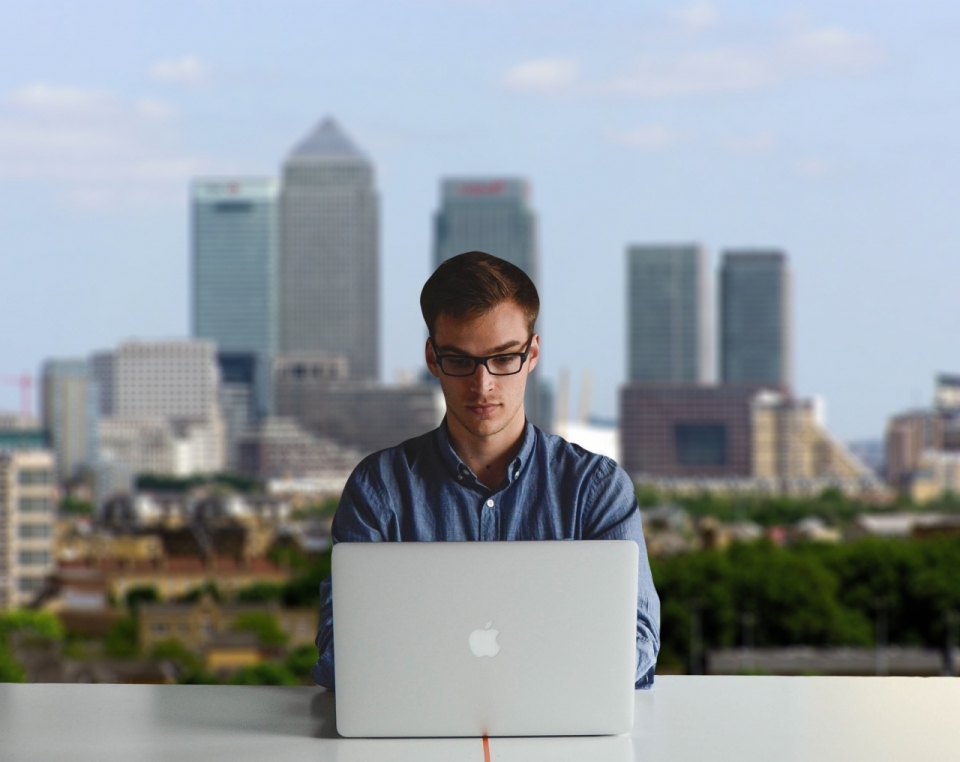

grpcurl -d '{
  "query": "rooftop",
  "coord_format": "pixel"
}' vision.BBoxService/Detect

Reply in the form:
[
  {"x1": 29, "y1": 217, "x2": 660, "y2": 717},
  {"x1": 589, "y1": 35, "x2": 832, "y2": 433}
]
[{"x1": 287, "y1": 117, "x2": 367, "y2": 161}]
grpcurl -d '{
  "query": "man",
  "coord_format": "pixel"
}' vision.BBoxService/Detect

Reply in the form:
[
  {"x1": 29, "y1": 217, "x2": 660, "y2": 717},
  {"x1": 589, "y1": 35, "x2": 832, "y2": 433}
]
[{"x1": 313, "y1": 251, "x2": 660, "y2": 688}]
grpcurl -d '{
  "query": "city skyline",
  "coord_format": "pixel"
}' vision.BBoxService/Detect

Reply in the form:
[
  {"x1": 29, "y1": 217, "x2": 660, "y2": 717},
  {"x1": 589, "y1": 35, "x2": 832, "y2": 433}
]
[{"x1": 2, "y1": 1, "x2": 959, "y2": 441}]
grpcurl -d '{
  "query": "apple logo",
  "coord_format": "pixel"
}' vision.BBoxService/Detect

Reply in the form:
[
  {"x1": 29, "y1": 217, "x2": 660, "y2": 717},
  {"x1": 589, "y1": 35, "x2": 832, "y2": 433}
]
[{"x1": 469, "y1": 621, "x2": 501, "y2": 657}]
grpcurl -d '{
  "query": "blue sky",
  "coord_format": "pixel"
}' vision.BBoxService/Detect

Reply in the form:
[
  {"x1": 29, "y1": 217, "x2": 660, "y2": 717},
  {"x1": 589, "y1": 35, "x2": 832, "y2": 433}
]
[{"x1": 1, "y1": 0, "x2": 958, "y2": 440}]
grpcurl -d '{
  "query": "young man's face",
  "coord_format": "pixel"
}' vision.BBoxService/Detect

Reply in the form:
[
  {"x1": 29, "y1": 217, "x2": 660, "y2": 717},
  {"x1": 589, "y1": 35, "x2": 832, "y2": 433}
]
[{"x1": 425, "y1": 300, "x2": 539, "y2": 444}]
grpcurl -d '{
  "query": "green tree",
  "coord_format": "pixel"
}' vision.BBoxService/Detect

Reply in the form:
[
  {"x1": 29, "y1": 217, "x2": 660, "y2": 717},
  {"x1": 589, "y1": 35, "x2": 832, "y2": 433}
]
[
  {"x1": 232, "y1": 612, "x2": 288, "y2": 648},
  {"x1": 285, "y1": 644, "x2": 319, "y2": 682},
  {"x1": 124, "y1": 585, "x2": 160, "y2": 611},
  {"x1": 104, "y1": 616, "x2": 138, "y2": 658},
  {"x1": 59, "y1": 496, "x2": 95, "y2": 516},
  {"x1": 236, "y1": 582, "x2": 284, "y2": 604},
  {"x1": 0, "y1": 643, "x2": 25, "y2": 682},
  {"x1": 228, "y1": 663, "x2": 298, "y2": 686},
  {"x1": 0, "y1": 610, "x2": 65, "y2": 643},
  {"x1": 281, "y1": 551, "x2": 332, "y2": 607},
  {"x1": 150, "y1": 638, "x2": 202, "y2": 674},
  {"x1": 178, "y1": 581, "x2": 223, "y2": 604}
]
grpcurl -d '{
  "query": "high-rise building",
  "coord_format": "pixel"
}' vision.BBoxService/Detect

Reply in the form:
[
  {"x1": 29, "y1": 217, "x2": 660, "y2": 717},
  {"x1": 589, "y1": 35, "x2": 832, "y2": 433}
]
[
  {"x1": 433, "y1": 177, "x2": 538, "y2": 281},
  {"x1": 278, "y1": 118, "x2": 379, "y2": 381},
  {"x1": 0, "y1": 450, "x2": 56, "y2": 610},
  {"x1": 719, "y1": 251, "x2": 791, "y2": 387},
  {"x1": 111, "y1": 340, "x2": 220, "y2": 419},
  {"x1": 40, "y1": 359, "x2": 99, "y2": 482},
  {"x1": 191, "y1": 178, "x2": 278, "y2": 417},
  {"x1": 94, "y1": 340, "x2": 225, "y2": 477},
  {"x1": 627, "y1": 244, "x2": 710, "y2": 383},
  {"x1": 432, "y1": 177, "x2": 550, "y2": 430}
]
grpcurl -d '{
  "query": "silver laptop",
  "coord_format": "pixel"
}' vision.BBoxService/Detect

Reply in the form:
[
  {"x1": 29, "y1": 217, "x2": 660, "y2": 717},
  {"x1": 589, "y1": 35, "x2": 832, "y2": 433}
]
[{"x1": 332, "y1": 540, "x2": 639, "y2": 738}]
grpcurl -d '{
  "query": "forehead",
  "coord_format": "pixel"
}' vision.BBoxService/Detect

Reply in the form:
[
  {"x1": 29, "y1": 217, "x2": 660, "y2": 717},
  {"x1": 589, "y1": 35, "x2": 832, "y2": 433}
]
[{"x1": 433, "y1": 301, "x2": 529, "y2": 352}]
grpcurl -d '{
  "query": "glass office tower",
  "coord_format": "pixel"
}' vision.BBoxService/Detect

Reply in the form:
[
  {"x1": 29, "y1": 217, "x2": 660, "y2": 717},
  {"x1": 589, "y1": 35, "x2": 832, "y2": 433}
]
[
  {"x1": 627, "y1": 244, "x2": 710, "y2": 384},
  {"x1": 191, "y1": 177, "x2": 278, "y2": 416},
  {"x1": 433, "y1": 177, "x2": 538, "y2": 282},
  {"x1": 279, "y1": 118, "x2": 379, "y2": 381},
  {"x1": 40, "y1": 359, "x2": 99, "y2": 482},
  {"x1": 719, "y1": 250, "x2": 791, "y2": 388}
]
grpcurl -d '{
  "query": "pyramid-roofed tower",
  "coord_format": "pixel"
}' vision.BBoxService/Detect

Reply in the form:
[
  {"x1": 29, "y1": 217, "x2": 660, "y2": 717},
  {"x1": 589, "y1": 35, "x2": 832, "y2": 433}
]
[
  {"x1": 278, "y1": 117, "x2": 379, "y2": 381},
  {"x1": 287, "y1": 117, "x2": 367, "y2": 161}
]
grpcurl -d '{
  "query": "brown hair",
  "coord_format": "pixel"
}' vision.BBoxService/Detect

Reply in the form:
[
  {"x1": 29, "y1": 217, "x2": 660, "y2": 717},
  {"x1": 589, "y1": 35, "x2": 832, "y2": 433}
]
[{"x1": 420, "y1": 251, "x2": 540, "y2": 336}]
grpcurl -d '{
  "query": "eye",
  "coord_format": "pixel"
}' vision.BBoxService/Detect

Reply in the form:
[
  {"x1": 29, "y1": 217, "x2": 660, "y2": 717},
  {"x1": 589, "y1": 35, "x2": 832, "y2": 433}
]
[
  {"x1": 445, "y1": 357, "x2": 474, "y2": 371},
  {"x1": 490, "y1": 355, "x2": 520, "y2": 371}
]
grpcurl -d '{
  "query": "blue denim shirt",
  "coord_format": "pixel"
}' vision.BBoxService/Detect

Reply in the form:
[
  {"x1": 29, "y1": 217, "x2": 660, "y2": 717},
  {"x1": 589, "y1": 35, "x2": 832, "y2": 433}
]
[{"x1": 312, "y1": 420, "x2": 660, "y2": 689}]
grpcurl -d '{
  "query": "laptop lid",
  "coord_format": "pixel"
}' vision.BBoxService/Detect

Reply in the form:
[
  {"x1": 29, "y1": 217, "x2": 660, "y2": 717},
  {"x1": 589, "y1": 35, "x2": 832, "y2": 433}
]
[{"x1": 332, "y1": 540, "x2": 639, "y2": 738}]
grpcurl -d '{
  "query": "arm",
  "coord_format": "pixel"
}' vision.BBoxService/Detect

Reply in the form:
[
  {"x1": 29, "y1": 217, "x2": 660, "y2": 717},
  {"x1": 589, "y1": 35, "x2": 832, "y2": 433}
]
[
  {"x1": 312, "y1": 466, "x2": 388, "y2": 689},
  {"x1": 582, "y1": 458, "x2": 661, "y2": 689}
]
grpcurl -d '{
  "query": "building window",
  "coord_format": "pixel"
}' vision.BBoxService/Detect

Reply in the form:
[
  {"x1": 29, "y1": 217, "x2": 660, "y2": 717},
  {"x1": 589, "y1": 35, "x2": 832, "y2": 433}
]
[
  {"x1": 18, "y1": 470, "x2": 53, "y2": 486},
  {"x1": 18, "y1": 577, "x2": 44, "y2": 592},
  {"x1": 675, "y1": 424, "x2": 728, "y2": 466},
  {"x1": 18, "y1": 551, "x2": 51, "y2": 566},
  {"x1": 18, "y1": 524, "x2": 51, "y2": 539},
  {"x1": 151, "y1": 622, "x2": 168, "y2": 636},
  {"x1": 18, "y1": 497, "x2": 52, "y2": 512}
]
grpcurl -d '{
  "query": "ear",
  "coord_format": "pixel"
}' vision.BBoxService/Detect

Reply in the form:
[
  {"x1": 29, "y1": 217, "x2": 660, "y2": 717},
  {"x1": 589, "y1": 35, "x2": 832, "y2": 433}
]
[
  {"x1": 526, "y1": 334, "x2": 540, "y2": 374},
  {"x1": 425, "y1": 338, "x2": 440, "y2": 378}
]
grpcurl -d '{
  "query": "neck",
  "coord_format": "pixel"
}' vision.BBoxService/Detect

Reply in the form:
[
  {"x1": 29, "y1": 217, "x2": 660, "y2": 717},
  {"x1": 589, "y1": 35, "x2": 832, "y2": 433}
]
[{"x1": 446, "y1": 412, "x2": 526, "y2": 490}]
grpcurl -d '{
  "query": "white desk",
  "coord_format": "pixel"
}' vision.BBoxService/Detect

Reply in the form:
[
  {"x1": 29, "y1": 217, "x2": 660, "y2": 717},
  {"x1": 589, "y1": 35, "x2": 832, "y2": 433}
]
[{"x1": 1, "y1": 677, "x2": 958, "y2": 761}]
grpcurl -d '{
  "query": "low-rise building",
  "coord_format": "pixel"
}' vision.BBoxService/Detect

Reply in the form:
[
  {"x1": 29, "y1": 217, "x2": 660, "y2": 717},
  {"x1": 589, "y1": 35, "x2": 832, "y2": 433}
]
[
  {"x1": 0, "y1": 450, "x2": 57, "y2": 610},
  {"x1": 621, "y1": 384, "x2": 886, "y2": 497},
  {"x1": 138, "y1": 596, "x2": 316, "y2": 657}
]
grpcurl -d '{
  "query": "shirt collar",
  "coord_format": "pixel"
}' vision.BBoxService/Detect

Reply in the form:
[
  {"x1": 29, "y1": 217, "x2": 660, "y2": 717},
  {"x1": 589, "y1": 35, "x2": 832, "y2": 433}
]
[{"x1": 435, "y1": 417, "x2": 536, "y2": 485}]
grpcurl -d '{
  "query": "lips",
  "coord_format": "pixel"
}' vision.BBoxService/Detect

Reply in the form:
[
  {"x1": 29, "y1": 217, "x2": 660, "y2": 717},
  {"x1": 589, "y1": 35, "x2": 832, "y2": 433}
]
[{"x1": 467, "y1": 403, "x2": 499, "y2": 416}]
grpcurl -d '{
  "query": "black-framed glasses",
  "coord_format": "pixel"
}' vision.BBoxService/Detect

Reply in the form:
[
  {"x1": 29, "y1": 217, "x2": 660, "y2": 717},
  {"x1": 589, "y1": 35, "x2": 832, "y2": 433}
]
[{"x1": 431, "y1": 336, "x2": 534, "y2": 377}]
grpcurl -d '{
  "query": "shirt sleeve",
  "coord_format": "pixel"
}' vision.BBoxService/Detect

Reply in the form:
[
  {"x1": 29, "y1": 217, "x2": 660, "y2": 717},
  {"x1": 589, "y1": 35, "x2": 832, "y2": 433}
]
[
  {"x1": 312, "y1": 464, "x2": 387, "y2": 690},
  {"x1": 582, "y1": 457, "x2": 661, "y2": 690}
]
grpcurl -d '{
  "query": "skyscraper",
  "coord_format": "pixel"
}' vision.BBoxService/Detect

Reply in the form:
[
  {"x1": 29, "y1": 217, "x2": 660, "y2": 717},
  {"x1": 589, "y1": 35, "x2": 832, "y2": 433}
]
[
  {"x1": 279, "y1": 118, "x2": 379, "y2": 381},
  {"x1": 192, "y1": 178, "x2": 278, "y2": 417},
  {"x1": 627, "y1": 244, "x2": 710, "y2": 383},
  {"x1": 719, "y1": 251, "x2": 791, "y2": 388},
  {"x1": 433, "y1": 178, "x2": 537, "y2": 281},
  {"x1": 40, "y1": 359, "x2": 99, "y2": 482}
]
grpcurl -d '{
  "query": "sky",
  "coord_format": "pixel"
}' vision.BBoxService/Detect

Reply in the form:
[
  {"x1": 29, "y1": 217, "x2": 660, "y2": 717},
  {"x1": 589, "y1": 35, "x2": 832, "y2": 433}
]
[{"x1": 1, "y1": 0, "x2": 958, "y2": 441}]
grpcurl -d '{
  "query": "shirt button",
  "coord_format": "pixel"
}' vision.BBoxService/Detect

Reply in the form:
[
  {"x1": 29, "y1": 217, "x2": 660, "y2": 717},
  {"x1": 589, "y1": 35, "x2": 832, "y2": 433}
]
[
  {"x1": 486, "y1": 499, "x2": 494, "y2": 508},
  {"x1": 457, "y1": 475, "x2": 463, "y2": 481},
  {"x1": 514, "y1": 471, "x2": 519, "y2": 478}
]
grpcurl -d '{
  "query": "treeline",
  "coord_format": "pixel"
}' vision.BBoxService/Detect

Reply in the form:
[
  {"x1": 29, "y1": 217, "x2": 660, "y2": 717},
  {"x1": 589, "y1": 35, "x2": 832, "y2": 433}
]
[
  {"x1": 637, "y1": 486, "x2": 960, "y2": 528},
  {"x1": 651, "y1": 536, "x2": 960, "y2": 670}
]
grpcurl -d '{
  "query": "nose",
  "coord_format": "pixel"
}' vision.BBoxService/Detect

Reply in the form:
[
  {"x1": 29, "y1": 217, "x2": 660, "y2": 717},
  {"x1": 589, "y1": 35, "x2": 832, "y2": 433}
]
[{"x1": 470, "y1": 362, "x2": 496, "y2": 391}]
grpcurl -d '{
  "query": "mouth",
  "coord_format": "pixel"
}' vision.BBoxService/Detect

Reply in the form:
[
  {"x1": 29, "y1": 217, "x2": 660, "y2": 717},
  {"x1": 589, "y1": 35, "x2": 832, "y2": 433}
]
[{"x1": 466, "y1": 402, "x2": 499, "y2": 417}]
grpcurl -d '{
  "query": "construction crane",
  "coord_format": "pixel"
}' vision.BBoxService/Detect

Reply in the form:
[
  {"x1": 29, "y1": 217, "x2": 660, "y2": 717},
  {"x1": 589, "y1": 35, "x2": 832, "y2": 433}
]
[{"x1": 1, "y1": 374, "x2": 35, "y2": 419}]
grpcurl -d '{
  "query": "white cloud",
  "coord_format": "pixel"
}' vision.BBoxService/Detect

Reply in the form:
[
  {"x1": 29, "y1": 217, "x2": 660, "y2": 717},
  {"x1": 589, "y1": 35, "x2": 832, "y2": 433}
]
[
  {"x1": 150, "y1": 55, "x2": 208, "y2": 87},
  {"x1": 724, "y1": 131, "x2": 778, "y2": 154},
  {"x1": 610, "y1": 125, "x2": 687, "y2": 150},
  {"x1": 0, "y1": 83, "x2": 209, "y2": 209},
  {"x1": 671, "y1": 2, "x2": 718, "y2": 33},
  {"x1": 795, "y1": 157, "x2": 832, "y2": 177},
  {"x1": 501, "y1": 58, "x2": 581, "y2": 95},
  {"x1": 502, "y1": 23, "x2": 882, "y2": 100},
  {"x1": 604, "y1": 48, "x2": 775, "y2": 98}
]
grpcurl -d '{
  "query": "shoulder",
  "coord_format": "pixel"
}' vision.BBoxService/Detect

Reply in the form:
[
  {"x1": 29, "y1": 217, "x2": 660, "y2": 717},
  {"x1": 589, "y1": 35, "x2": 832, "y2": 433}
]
[
  {"x1": 346, "y1": 427, "x2": 438, "y2": 493},
  {"x1": 536, "y1": 428, "x2": 621, "y2": 481}
]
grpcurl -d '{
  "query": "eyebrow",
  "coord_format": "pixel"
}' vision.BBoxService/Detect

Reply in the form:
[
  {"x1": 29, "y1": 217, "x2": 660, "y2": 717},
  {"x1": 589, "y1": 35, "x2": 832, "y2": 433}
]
[{"x1": 434, "y1": 338, "x2": 527, "y2": 355}]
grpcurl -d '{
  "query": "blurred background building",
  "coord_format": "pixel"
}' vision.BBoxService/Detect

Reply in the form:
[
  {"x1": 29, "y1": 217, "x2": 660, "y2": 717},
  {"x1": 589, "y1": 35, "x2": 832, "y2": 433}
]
[
  {"x1": 719, "y1": 251, "x2": 791, "y2": 389},
  {"x1": 40, "y1": 360, "x2": 99, "y2": 485},
  {"x1": 627, "y1": 244, "x2": 710, "y2": 384},
  {"x1": 191, "y1": 177, "x2": 278, "y2": 453},
  {"x1": 279, "y1": 118, "x2": 379, "y2": 382}
]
